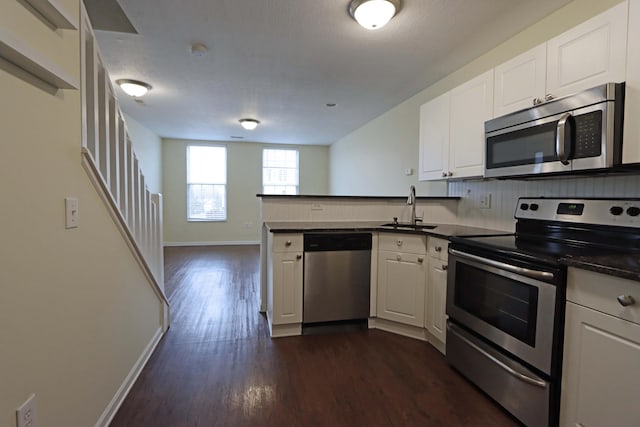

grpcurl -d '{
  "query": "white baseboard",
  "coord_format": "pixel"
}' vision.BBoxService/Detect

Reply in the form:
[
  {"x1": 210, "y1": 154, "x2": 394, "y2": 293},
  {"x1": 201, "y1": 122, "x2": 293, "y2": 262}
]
[
  {"x1": 95, "y1": 327, "x2": 164, "y2": 427},
  {"x1": 163, "y1": 241, "x2": 260, "y2": 247}
]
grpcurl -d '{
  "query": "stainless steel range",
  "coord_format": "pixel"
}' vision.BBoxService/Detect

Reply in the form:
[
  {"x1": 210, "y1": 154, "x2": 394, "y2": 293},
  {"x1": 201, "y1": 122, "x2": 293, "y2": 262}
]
[{"x1": 446, "y1": 197, "x2": 640, "y2": 427}]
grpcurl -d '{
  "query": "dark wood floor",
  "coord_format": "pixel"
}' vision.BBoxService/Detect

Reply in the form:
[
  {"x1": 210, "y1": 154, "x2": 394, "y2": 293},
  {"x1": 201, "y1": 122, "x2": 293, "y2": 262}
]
[{"x1": 110, "y1": 245, "x2": 519, "y2": 427}]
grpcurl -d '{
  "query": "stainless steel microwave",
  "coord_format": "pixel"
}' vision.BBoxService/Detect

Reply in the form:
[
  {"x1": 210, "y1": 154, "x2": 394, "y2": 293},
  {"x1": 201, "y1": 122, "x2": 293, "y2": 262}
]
[{"x1": 484, "y1": 82, "x2": 625, "y2": 178}]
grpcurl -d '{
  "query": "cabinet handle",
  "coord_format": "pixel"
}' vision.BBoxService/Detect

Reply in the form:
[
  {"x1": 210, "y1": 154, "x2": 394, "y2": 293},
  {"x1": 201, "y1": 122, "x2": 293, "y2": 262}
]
[
  {"x1": 442, "y1": 264, "x2": 448, "y2": 271},
  {"x1": 396, "y1": 254, "x2": 402, "y2": 261},
  {"x1": 296, "y1": 254, "x2": 302, "y2": 260},
  {"x1": 396, "y1": 240, "x2": 403, "y2": 246},
  {"x1": 617, "y1": 295, "x2": 636, "y2": 307},
  {"x1": 442, "y1": 172, "x2": 447, "y2": 178},
  {"x1": 544, "y1": 93, "x2": 554, "y2": 102},
  {"x1": 435, "y1": 246, "x2": 442, "y2": 252},
  {"x1": 285, "y1": 240, "x2": 292, "y2": 247},
  {"x1": 533, "y1": 97, "x2": 542, "y2": 106},
  {"x1": 418, "y1": 257, "x2": 424, "y2": 263},
  {"x1": 447, "y1": 172, "x2": 453, "y2": 177}
]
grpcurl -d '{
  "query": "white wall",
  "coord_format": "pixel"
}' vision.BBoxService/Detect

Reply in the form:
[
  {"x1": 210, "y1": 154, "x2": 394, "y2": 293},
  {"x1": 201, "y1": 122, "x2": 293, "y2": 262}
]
[
  {"x1": 0, "y1": 2, "x2": 165, "y2": 426},
  {"x1": 124, "y1": 112, "x2": 162, "y2": 194},
  {"x1": 162, "y1": 139, "x2": 329, "y2": 245},
  {"x1": 329, "y1": 0, "x2": 625, "y2": 197}
]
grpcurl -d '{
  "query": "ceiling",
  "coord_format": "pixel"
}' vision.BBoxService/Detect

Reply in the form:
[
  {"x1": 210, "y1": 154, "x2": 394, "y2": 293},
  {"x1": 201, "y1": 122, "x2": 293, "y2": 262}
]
[{"x1": 93, "y1": 0, "x2": 571, "y2": 146}]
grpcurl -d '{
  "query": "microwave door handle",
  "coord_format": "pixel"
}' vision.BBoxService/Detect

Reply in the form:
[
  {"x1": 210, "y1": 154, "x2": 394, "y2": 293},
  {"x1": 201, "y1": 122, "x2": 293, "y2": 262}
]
[{"x1": 556, "y1": 112, "x2": 573, "y2": 165}]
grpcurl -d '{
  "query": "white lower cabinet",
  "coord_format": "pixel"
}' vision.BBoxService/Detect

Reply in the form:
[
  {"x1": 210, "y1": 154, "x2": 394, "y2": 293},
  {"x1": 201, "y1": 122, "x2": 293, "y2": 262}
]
[
  {"x1": 425, "y1": 238, "x2": 449, "y2": 348},
  {"x1": 560, "y1": 268, "x2": 640, "y2": 427},
  {"x1": 377, "y1": 234, "x2": 427, "y2": 327},
  {"x1": 267, "y1": 233, "x2": 303, "y2": 336}
]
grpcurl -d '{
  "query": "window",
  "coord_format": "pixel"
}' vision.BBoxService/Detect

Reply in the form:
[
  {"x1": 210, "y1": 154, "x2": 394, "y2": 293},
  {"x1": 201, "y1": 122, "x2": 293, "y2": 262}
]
[
  {"x1": 187, "y1": 145, "x2": 226, "y2": 221},
  {"x1": 263, "y1": 148, "x2": 299, "y2": 195}
]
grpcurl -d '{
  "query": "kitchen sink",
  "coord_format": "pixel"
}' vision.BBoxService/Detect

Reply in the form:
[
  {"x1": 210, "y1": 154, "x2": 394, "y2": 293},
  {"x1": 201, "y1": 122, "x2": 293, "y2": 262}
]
[{"x1": 380, "y1": 223, "x2": 438, "y2": 230}]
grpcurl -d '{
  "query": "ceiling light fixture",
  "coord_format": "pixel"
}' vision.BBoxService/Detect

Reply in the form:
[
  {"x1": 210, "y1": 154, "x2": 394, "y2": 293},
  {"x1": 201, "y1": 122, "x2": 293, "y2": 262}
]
[
  {"x1": 239, "y1": 118, "x2": 260, "y2": 130},
  {"x1": 349, "y1": 0, "x2": 400, "y2": 30},
  {"x1": 116, "y1": 79, "x2": 152, "y2": 97}
]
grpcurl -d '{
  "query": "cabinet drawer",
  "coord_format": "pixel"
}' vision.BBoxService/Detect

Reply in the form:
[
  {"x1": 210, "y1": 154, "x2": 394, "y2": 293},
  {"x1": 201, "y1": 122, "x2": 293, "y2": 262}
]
[
  {"x1": 428, "y1": 237, "x2": 449, "y2": 261},
  {"x1": 567, "y1": 268, "x2": 640, "y2": 325},
  {"x1": 270, "y1": 233, "x2": 303, "y2": 253},
  {"x1": 379, "y1": 233, "x2": 426, "y2": 254}
]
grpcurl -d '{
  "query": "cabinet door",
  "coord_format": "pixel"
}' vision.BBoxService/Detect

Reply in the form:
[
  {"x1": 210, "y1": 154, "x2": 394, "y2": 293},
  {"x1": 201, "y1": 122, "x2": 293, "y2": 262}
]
[
  {"x1": 426, "y1": 258, "x2": 447, "y2": 345},
  {"x1": 418, "y1": 92, "x2": 450, "y2": 180},
  {"x1": 624, "y1": 0, "x2": 640, "y2": 164},
  {"x1": 271, "y1": 252, "x2": 303, "y2": 325},
  {"x1": 377, "y1": 251, "x2": 426, "y2": 327},
  {"x1": 494, "y1": 44, "x2": 547, "y2": 117},
  {"x1": 449, "y1": 69, "x2": 493, "y2": 179},
  {"x1": 546, "y1": 1, "x2": 628, "y2": 99},
  {"x1": 560, "y1": 302, "x2": 640, "y2": 427}
]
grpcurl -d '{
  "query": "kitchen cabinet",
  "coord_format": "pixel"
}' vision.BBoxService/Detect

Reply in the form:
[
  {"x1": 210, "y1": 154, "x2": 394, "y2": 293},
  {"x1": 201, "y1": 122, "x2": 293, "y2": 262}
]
[
  {"x1": 624, "y1": 0, "x2": 640, "y2": 164},
  {"x1": 449, "y1": 70, "x2": 493, "y2": 179},
  {"x1": 267, "y1": 233, "x2": 303, "y2": 337},
  {"x1": 546, "y1": 1, "x2": 627, "y2": 99},
  {"x1": 494, "y1": 1, "x2": 627, "y2": 118},
  {"x1": 425, "y1": 237, "x2": 448, "y2": 351},
  {"x1": 493, "y1": 44, "x2": 547, "y2": 117},
  {"x1": 418, "y1": 70, "x2": 493, "y2": 181},
  {"x1": 377, "y1": 233, "x2": 427, "y2": 327},
  {"x1": 418, "y1": 92, "x2": 450, "y2": 180},
  {"x1": 560, "y1": 267, "x2": 640, "y2": 427}
]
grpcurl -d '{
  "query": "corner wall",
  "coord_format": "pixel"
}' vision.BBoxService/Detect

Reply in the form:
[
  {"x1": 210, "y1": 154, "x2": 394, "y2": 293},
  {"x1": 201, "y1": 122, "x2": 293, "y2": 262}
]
[{"x1": 162, "y1": 139, "x2": 329, "y2": 245}]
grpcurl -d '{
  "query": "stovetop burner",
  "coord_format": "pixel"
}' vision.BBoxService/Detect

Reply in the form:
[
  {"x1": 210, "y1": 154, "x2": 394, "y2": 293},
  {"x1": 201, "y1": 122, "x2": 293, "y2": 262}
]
[{"x1": 451, "y1": 198, "x2": 640, "y2": 266}]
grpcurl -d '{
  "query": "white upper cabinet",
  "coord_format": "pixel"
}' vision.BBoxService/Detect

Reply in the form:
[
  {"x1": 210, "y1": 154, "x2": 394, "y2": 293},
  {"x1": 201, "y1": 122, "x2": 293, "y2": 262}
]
[
  {"x1": 418, "y1": 70, "x2": 493, "y2": 181},
  {"x1": 546, "y1": 1, "x2": 628, "y2": 99},
  {"x1": 624, "y1": 0, "x2": 640, "y2": 164},
  {"x1": 418, "y1": 92, "x2": 450, "y2": 180},
  {"x1": 449, "y1": 69, "x2": 493, "y2": 179},
  {"x1": 493, "y1": 44, "x2": 547, "y2": 117}
]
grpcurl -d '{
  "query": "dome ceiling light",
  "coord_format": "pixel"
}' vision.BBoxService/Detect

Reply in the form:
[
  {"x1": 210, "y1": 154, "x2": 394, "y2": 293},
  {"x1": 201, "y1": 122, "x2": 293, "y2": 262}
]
[
  {"x1": 349, "y1": 0, "x2": 400, "y2": 30},
  {"x1": 116, "y1": 79, "x2": 152, "y2": 97},
  {"x1": 239, "y1": 118, "x2": 260, "y2": 130}
]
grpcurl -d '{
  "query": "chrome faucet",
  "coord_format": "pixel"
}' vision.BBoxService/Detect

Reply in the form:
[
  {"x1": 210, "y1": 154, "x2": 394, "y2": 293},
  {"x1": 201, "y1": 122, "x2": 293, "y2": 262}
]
[{"x1": 407, "y1": 185, "x2": 420, "y2": 225}]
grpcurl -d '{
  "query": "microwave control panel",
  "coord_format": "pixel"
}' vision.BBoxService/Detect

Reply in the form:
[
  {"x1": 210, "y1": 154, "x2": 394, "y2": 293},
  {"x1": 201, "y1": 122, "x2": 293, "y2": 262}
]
[{"x1": 573, "y1": 111, "x2": 602, "y2": 159}]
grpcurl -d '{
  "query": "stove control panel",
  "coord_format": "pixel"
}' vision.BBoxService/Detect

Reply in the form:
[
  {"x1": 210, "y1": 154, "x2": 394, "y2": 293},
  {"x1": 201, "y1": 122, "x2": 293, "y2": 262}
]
[{"x1": 515, "y1": 198, "x2": 640, "y2": 227}]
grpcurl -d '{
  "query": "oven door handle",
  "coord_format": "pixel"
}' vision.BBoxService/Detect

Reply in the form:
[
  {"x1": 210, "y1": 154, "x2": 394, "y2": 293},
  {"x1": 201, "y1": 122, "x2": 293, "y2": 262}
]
[
  {"x1": 449, "y1": 249, "x2": 555, "y2": 281},
  {"x1": 448, "y1": 322, "x2": 548, "y2": 388}
]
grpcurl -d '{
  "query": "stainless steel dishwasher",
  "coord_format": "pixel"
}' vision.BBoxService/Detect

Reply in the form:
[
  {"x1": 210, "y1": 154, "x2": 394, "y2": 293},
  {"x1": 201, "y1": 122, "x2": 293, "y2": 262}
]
[{"x1": 303, "y1": 233, "x2": 372, "y2": 326}]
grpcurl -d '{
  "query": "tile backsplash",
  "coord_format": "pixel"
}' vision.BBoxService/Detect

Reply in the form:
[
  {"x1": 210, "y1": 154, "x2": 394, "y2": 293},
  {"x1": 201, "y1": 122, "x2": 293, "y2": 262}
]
[{"x1": 448, "y1": 174, "x2": 640, "y2": 232}]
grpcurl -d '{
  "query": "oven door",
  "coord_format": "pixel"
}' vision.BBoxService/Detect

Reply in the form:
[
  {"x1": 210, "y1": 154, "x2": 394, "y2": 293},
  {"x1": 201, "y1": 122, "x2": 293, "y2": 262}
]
[{"x1": 446, "y1": 248, "x2": 559, "y2": 375}]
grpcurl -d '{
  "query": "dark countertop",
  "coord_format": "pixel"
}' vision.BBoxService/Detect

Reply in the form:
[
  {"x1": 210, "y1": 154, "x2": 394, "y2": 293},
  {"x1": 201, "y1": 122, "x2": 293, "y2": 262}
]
[
  {"x1": 257, "y1": 194, "x2": 460, "y2": 200},
  {"x1": 264, "y1": 221, "x2": 511, "y2": 239},
  {"x1": 562, "y1": 253, "x2": 640, "y2": 282},
  {"x1": 264, "y1": 221, "x2": 640, "y2": 281}
]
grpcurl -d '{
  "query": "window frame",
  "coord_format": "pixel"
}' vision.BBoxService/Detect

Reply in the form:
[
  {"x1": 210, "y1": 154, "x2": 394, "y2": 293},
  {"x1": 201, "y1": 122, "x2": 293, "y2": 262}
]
[
  {"x1": 186, "y1": 144, "x2": 227, "y2": 222},
  {"x1": 262, "y1": 147, "x2": 300, "y2": 195}
]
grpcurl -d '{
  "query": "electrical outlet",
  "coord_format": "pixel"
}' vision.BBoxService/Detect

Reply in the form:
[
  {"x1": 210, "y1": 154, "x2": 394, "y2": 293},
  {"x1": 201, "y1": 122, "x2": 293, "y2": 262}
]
[
  {"x1": 16, "y1": 394, "x2": 36, "y2": 427},
  {"x1": 244, "y1": 222, "x2": 253, "y2": 229},
  {"x1": 311, "y1": 203, "x2": 323, "y2": 211},
  {"x1": 479, "y1": 193, "x2": 492, "y2": 209}
]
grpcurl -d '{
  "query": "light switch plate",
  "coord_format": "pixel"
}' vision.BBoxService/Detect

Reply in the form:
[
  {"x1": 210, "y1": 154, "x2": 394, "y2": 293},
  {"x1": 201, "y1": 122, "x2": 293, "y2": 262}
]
[{"x1": 65, "y1": 197, "x2": 78, "y2": 228}]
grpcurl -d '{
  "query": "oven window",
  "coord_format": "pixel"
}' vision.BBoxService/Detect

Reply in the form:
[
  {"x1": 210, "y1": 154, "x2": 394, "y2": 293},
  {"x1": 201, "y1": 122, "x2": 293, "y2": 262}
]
[
  {"x1": 454, "y1": 262, "x2": 538, "y2": 346},
  {"x1": 486, "y1": 121, "x2": 558, "y2": 169}
]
